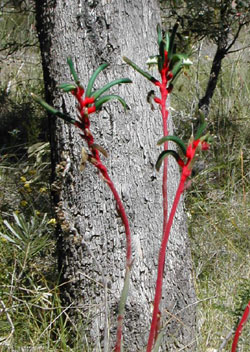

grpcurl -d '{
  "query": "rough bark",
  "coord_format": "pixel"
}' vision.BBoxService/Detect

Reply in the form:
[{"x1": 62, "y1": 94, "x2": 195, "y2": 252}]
[{"x1": 35, "y1": 1, "x2": 196, "y2": 350}]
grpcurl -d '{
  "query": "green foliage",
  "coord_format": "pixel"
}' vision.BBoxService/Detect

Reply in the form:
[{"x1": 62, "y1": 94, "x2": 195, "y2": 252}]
[
  {"x1": 0, "y1": 212, "x2": 51, "y2": 258},
  {"x1": 171, "y1": 43, "x2": 250, "y2": 350}
]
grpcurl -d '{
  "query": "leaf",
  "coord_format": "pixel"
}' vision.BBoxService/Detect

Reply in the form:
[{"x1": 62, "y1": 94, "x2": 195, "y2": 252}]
[
  {"x1": 0, "y1": 232, "x2": 18, "y2": 246},
  {"x1": 85, "y1": 63, "x2": 109, "y2": 97},
  {"x1": 118, "y1": 267, "x2": 131, "y2": 316},
  {"x1": 91, "y1": 143, "x2": 109, "y2": 158},
  {"x1": 95, "y1": 94, "x2": 129, "y2": 111},
  {"x1": 152, "y1": 330, "x2": 164, "y2": 352},
  {"x1": 3, "y1": 220, "x2": 22, "y2": 241},
  {"x1": 91, "y1": 78, "x2": 132, "y2": 100},
  {"x1": 67, "y1": 57, "x2": 80, "y2": 85},
  {"x1": 123, "y1": 56, "x2": 158, "y2": 84},
  {"x1": 156, "y1": 150, "x2": 182, "y2": 171},
  {"x1": 157, "y1": 135, "x2": 187, "y2": 155},
  {"x1": 13, "y1": 212, "x2": 22, "y2": 229}
]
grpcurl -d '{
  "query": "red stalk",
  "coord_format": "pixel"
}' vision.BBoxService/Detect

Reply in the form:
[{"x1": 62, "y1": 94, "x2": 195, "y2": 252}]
[
  {"x1": 155, "y1": 50, "x2": 170, "y2": 234},
  {"x1": 147, "y1": 139, "x2": 202, "y2": 351},
  {"x1": 103, "y1": 172, "x2": 132, "y2": 267},
  {"x1": 231, "y1": 300, "x2": 250, "y2": 352},
  {"x1": 72, "y1": 90, "x2": 132, "y2": 352},
  {"x1": 159, "y1": 90, "x2": 169, "y2": 234},
  {"x1": 146, "y1": 171, "x2": 186, "y2": 352}
]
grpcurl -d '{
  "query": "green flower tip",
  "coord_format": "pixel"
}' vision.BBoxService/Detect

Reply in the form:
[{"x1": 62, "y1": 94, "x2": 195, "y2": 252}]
[
  {"x1": 67, "y1": 56, "x2": 80, "y2": 85},
  {"x1": 31, "y1": 93, "x2": 58, "y2": 115}
]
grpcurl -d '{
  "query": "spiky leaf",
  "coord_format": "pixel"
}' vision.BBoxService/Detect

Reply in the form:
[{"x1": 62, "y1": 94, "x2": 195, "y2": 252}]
[
  {"x1": 91, "y1": 78, "x2": 132, "y2": 100},
  {"x1": 157, "y1": 135, "x2": 187, "y2": 155},
  {"x1": 95, "y1": 94, "x2": 129, "y2": 111},
  {"x1": 85, "y1": 63, "x2": 109, "y2": 97},
  {"x1": 123, "y1": 56, "x2": 158, "y2": 84},
  {"x1": 156, "y1": 150, "x2": 182, "y2": 171}
]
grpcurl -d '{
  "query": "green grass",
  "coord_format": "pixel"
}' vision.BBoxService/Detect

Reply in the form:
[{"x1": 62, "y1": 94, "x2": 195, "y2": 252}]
[{"x1": 172, "y1": 41, "x2": 250, "y2": 351}]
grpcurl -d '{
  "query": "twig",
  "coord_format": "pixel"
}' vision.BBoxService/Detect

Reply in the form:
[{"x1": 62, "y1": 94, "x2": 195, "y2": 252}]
[
  {"x1": 218, "y1": 329, "x2": 234, "y2": 351},
  {"x1": 0, "y1": 299, "x2": 15, "y2": 344}
]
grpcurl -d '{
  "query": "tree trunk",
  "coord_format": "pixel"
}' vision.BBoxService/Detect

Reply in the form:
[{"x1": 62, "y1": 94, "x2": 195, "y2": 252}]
[
  {"x1": 198, "y1": 44, "x2": 226, "y2": 114},
  {"x1": 35, "y1": 1, "x2": 196, "y2": 350}
]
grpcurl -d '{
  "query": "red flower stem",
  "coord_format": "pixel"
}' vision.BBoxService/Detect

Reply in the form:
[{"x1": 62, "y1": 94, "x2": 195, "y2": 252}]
[
  {"x1": 231, "y1": 300, "x2": 250, "y2": 352},
  {"x1": 73, "y1": 89, "x2": 132, "y2": 352},
  {"x1": 104, "y1": 172, "x2": 132, "y2": 352},
  {"x1": 102, "y1": 171, "x2": 132, "y2": 267},
  {"x1": 146, "y1": 172, "x2": 186, "y2": 352},
  {"x1": 92, "y1": 162, "x2": 132, "y2": 352},
  {"x1": 156, "y1": 50, "x2": 170, "y2": 234},
  {"x1": 160, "y1": 91, "x2": 169, "y2": 234}
]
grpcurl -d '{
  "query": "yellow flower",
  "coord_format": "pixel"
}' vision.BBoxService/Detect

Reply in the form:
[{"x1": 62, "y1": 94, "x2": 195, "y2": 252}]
[
  {"x1": 28, "y1": 169, "x2": 36, "y2": 175},
  {"x1": 48, "y1": 218, "x2": 56, "y2": 225},
  {"x1": 0, "y1": 237, "x2": 7, "y2": 243},
  {"x1": 20, "y1": 200, "x2": 28, "y2": 207},
  {"x1": 20, "y1": 176, "x2": 27, "y2": 183},
  {"x1": 39, "y1": 187, "x2": 47, "y2": 193},
  {"x1": 24, "y1": 183, "x2": 31, "y2": 189},
  {"x1": 35, "y1": 210, "x2": 41, "y2": 216}
]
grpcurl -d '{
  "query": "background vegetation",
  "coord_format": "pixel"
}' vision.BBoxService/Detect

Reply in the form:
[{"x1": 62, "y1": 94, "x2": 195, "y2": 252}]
[{"x1": 0, "y1": 0, "x2": 249, "y2": 350}]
